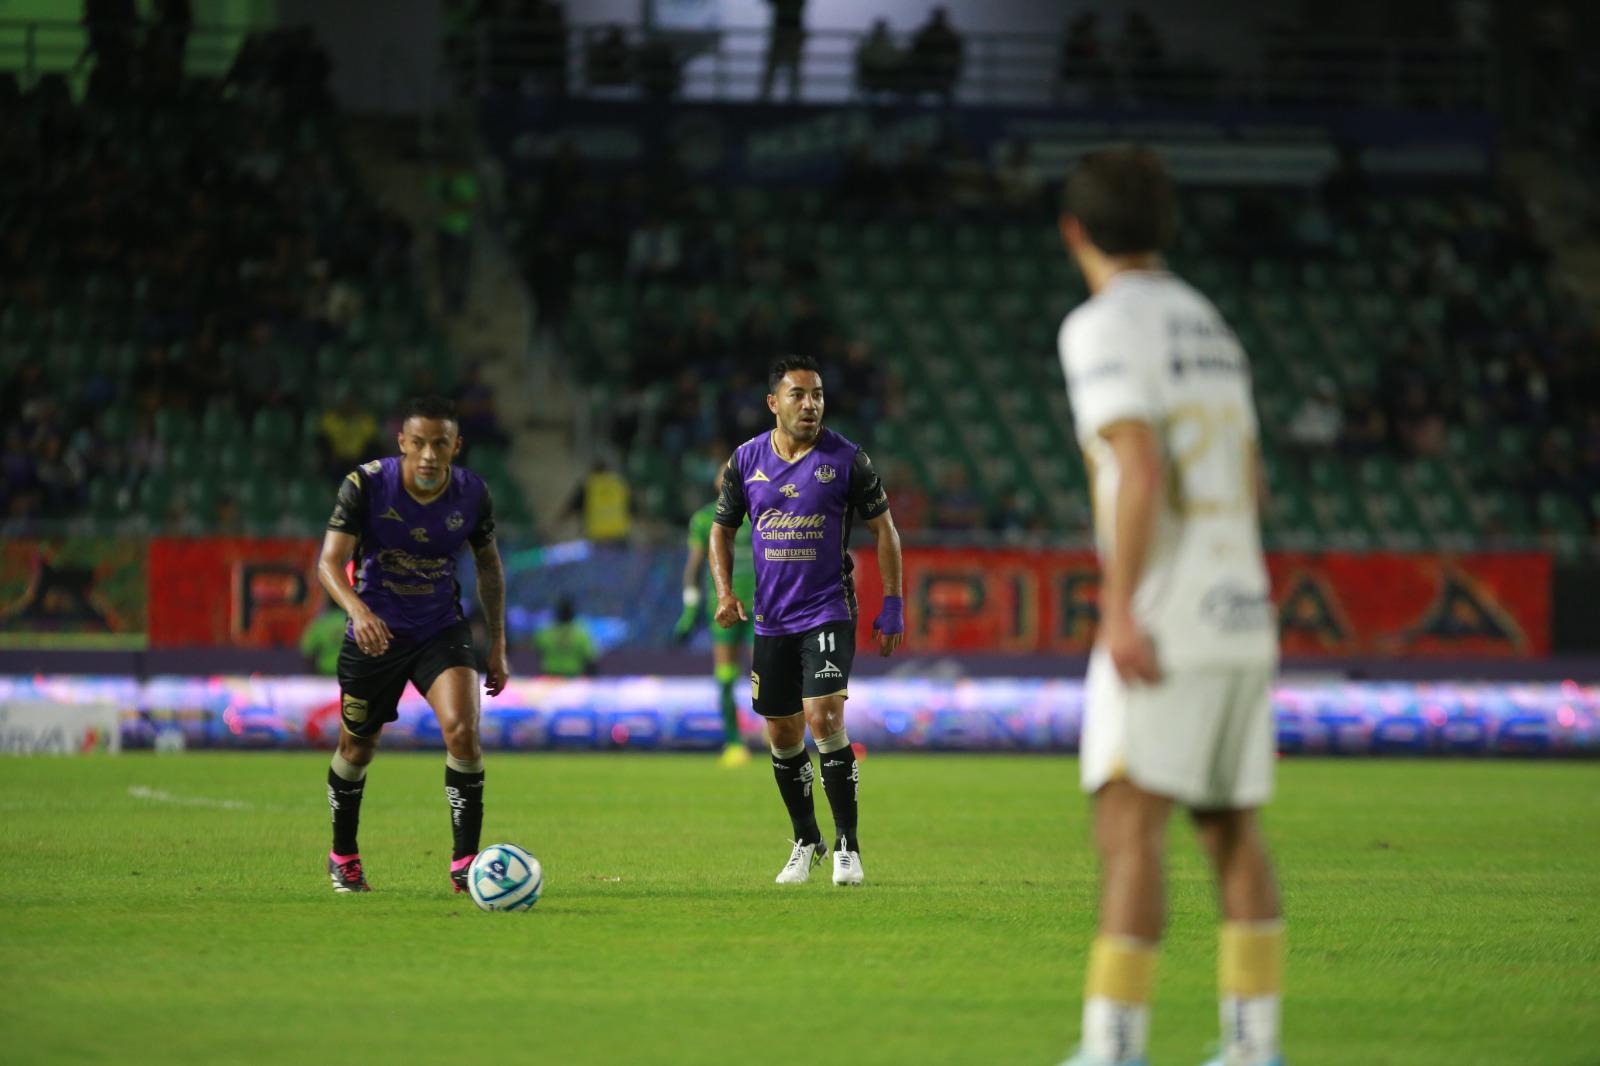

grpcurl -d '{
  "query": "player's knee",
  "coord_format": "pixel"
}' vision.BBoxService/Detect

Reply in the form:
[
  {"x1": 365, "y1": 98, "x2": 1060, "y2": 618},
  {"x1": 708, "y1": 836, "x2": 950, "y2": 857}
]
[
  {"x1": 766, "y1": 712, "x2": 805, "y2": 750},
  {"x1": 338, "y1": 733, "x2": 377, "y2": 765},
  {"x1": 440, "y1": 716, "x2": 481, "y2": 759}
]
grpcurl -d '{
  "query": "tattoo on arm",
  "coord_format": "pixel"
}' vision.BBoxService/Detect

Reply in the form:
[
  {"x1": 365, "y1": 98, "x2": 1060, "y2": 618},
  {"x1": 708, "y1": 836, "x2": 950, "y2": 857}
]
[{"x1": 475, "y1": 544, "x2": 506, "y2": 643}]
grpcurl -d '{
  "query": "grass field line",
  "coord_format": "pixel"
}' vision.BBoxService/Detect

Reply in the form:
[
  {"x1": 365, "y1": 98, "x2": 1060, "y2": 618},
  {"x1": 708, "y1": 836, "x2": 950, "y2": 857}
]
[{"x1": 127, "y1": 784, "x2": 259, "y2": 811}]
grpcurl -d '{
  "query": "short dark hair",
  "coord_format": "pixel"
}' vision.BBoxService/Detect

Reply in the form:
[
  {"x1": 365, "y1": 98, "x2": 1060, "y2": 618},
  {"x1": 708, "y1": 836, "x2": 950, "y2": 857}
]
[
  {"x1": 401, "y1": 395, "x2": 459, "y2": 426},
  {"x1": 768, "y1": 355, "x2": 821, "y2": 393},
  {"x1": 1062, "y1": 145, "x2": 1177, "y2": 255}
]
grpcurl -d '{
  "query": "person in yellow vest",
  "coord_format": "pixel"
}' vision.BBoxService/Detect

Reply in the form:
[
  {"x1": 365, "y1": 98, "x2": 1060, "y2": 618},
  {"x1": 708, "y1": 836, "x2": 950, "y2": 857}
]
[
  {"x1": 533, "y1": 598, "x2": 597, "y2": 677},
  {"x1": 563, "y1": 459, "x2": 632, "y2": 544}
]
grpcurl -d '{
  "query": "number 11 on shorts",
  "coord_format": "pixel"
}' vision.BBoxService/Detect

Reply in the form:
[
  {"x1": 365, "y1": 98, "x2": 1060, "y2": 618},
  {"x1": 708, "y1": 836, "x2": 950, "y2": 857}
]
[{"x1": 817, "y1": 630, "x2": 836, "y2": 652}]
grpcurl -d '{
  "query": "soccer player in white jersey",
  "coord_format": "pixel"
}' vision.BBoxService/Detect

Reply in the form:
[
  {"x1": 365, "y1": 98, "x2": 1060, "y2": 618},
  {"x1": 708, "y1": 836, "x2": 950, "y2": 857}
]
[{"x1": 1054, "y1": 147, "x2": 1285, "y2": 1066}]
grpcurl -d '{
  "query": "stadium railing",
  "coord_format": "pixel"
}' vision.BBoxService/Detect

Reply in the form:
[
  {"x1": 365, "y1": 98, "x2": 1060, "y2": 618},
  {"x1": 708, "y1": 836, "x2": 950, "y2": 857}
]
[{"x1": 446, "y1": 21, "x2": 1494, "y2": 113}]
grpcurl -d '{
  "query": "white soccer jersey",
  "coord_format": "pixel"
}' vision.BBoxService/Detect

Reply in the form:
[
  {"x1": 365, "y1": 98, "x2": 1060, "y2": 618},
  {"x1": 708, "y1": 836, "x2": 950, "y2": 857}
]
[{"x1": 1059, "y1": 270, "x2": 1278, "y2": 672}]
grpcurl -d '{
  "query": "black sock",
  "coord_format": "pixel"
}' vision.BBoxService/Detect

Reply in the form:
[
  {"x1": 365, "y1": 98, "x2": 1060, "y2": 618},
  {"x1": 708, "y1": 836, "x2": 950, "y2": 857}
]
[
  {"x1": 819, "y1": 744, "x2": 859, "y2": 853},
  {"x1": 444, "y1": 765, "x2": 485, "y2": 861},
  {"x1": 771, "y1": 749, "x2": 821, "y2": 845},
  {"x1": 327, "y1": 767, "x2": 364, "y2": 856}
]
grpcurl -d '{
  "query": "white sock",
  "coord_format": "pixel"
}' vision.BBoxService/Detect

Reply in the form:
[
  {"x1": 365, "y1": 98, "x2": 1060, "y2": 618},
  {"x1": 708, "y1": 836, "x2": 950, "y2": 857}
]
[
  {"x1": 1220, "y1": 994, "x2": 1280, "y2": 1066},
  {"x1": 1082, "y1": 996, "x2": 1148, "y2": 1063}
]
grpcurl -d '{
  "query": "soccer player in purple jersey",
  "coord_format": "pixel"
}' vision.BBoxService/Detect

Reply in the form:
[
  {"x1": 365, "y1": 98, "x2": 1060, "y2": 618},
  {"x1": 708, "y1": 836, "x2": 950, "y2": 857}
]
[
  {"x1": 710, "y1": 356, "x2": 905, "y2": 886},
  {"x1": 314, "y1": 396, "x2": 511, "y2": 895}
]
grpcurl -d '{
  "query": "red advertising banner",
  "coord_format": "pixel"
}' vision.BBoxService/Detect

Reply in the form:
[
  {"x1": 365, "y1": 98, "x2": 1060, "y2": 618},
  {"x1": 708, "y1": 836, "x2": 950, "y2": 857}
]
[
  {"x1": 147, "y1": 538, "x2": 322, "y2": 648},
  {"x1": 852, "y1": 548, "x2": 1551, "y2": 658}
]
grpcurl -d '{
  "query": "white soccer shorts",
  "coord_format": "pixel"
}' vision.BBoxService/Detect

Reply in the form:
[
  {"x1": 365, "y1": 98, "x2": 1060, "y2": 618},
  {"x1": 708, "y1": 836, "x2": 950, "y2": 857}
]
[{"x1": 1080, "y1": 646, "x2": 1276, "y2": 809}]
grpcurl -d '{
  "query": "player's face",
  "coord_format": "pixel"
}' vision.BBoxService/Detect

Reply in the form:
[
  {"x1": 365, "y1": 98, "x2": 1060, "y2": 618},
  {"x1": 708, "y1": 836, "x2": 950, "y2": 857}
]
[
  {"x1": 767, "y1": 371, "x2": 824, "y2": 443},
  {"x1": 398, "y1": 416, "x2": 462, "y2": 492}
]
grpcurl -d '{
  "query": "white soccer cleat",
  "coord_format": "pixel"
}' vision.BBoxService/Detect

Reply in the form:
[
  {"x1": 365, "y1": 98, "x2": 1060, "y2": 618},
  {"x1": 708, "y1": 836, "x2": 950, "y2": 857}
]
[
  {"x1": 832, "y1": 840, "x2": 863, "y2": 886},
  {"x1": 775, "y1": 839, "x2": 827, "y2": 883}
]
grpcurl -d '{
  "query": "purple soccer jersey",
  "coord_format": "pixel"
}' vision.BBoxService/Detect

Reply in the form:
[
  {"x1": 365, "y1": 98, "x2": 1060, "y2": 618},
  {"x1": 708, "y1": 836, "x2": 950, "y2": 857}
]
[
  {"x1": 326, "y1": 456, "x2": 495, "y2": 640},
  {"x1": 714, "y1": 428, "x2": 889, "y2": 636}
]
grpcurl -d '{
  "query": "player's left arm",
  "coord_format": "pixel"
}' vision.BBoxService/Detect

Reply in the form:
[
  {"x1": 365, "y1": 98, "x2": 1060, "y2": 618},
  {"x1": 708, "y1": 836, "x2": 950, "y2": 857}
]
[
  {"x1": 850, "y1": 450, "x2": 904, "y2": 657},
  {"x1": 468, "y1": 490, "x2": 510, "y2": 697}
]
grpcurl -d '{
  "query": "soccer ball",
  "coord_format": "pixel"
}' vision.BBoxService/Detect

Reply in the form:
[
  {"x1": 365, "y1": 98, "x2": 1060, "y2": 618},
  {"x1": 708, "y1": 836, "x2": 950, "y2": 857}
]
[{"x1": 466, "y1": 843, "x2": 542, "y2": 912}]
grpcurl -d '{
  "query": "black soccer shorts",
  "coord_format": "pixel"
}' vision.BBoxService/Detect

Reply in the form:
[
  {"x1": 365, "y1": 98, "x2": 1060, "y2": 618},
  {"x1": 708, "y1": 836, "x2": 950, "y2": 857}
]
[
  {"x1": 750, "y1": 620, "x2": 856, "y2": 719},
  {"x1": 335, "y1": 620, "x2": 478, "y2": 737}
]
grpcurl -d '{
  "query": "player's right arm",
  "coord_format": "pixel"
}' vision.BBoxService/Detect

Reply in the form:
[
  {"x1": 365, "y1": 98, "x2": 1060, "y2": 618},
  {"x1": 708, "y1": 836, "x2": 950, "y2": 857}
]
[
  {"x1": 709, "y1": 459, "x2": 750, "y2": 628},
  {"x1": 317, "y1": 470, "x2": 392, "y2": 657}
]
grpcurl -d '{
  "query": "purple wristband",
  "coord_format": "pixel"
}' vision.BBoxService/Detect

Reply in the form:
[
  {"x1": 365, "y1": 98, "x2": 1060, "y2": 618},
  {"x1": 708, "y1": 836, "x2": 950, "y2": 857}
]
[{"x1": 875, "y1": 595, "x2": 904, "y2": 635}]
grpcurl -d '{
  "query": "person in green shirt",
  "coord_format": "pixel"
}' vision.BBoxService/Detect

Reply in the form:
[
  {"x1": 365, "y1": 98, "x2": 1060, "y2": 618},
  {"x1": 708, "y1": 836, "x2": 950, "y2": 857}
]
[
  {"x1": 676, "y1": 470, "x2": 756, "y2": 767},
  {"x1": 300, "y1": 597, "x2": 348, "y2": 676},
  {"x1": 534, "y1": 598, "x2": 597, "y2": 678}
]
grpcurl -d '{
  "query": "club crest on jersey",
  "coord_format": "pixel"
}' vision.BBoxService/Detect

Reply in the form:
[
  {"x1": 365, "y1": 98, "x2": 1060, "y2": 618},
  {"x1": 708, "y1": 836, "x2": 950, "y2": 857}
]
[
  {"x1": 814, "y1": 465, "x2": 836, "y2": 483},
  {"x1": 379, "y1": 506, "x2": 404, "y2": 523},
  {"x1": 780, "y1": 483, "x2": 800, "y2": 498},
  {"x1": 410, "y1": 527, "x2": 430, "y2": 543},
  {"x1": 446, "y1": 510, "x2": 465, "y2": 531}
]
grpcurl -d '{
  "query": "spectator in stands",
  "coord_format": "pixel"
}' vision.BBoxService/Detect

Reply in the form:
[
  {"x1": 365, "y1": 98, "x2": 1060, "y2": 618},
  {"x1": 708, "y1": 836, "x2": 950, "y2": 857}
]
[
  {"x1": 833, "y1": 339, "x2": 887, "y2": 426},
  {"x1": 319, "y1": 392, "x2": 380, "y2": 480},
  {"x1": 1116, "y1": 9, "x2": 1165, "y2": 102},
  {"x1": 429, "y1": 157, "x2": 480, "y2": 316},
  {"x1": 533, "y1": 598, "x2": 598, "y2": 677},
  {"x1": 1056, "y1": 11, "x2": 1109, "y2": 103},
  {"x1": 1287, "y1": 378, "x2": 1343, "y2": 453},
  {"x1": 835, "y1": 143, "x2": 888, "y2": 217},
  {"x1": 733, "y1": 230, "x2": 784, "y2": 288},
  {"x1": 457, "y1": 363, "x2": 509, "y2": 453},
  {"x1": 627, "y1": 212, "x2": 683, "y2": 284},
  {"x1": 1340, "y1": 388, "x2": 1389, "y2": 456},
  {"x1": 735, "y1": 304, "x2": 780, "y2": 360},
  {"x1": 759, "y1": 0, "x2": 807, "y2": 102},
  {"x1": 908, "y1": 7, "x2": 963, "y2": 102},
  {"x1": 81, "y1": 0, "x2": 139, "y2": 102},
  {"x1": 876, "y1": 457, "x2": 927, "y2": 532},
  {"x1": 529, "y1": 0, "x2": 569, "y2": 95},
  {"x1": 892, "y1": 142, "x2": 945, "y2": 213},
  {"x1": 943, "y1": 136, "x2": 994, "y2": 217},
  {"x1": 636, "y1": 34, "x2": 682, "y2": 99},
  {"x1": 855, "y1": 19, "x2": 902, "y2": 100},
  {"x1": 681, "y1": 307, "x2": 730, "y2": 372},
  {"x1": 586, "y1": 25, "x2": 632, "y2": 89},
  {"x1": 989, "y1": 489, "x2": 1035, "y2": 539},
  {"x1": 563, "y1": 459, "x2": 632, "y2": 544},
  {"x1": 995, "y1": 139, "x2": 1044, "y2": 217},
  {"x1": 144, "y1": 0, "x2": 192, "y2": 98},
  {"x1": 931, "y1": 464, "x2": 984, "y2": 530},
  {"x1": 32, "y1": 433, "x2": 84, "y2": 518},
  {"x1": 785, "y1": 293, "x2": 834, "y2": 361}
]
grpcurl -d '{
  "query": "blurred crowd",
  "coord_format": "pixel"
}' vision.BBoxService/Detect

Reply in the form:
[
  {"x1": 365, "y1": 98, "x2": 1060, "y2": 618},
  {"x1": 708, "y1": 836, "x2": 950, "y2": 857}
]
[{"x1": 0, "y1": 31, "x2": 505, "y2": 530}]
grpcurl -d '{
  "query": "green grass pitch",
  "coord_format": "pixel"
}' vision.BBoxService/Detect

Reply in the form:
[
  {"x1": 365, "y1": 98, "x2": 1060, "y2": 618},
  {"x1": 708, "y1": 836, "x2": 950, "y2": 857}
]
[{"x1": 1, "y1": 754, "x2": 1596, "y2": 1065}]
